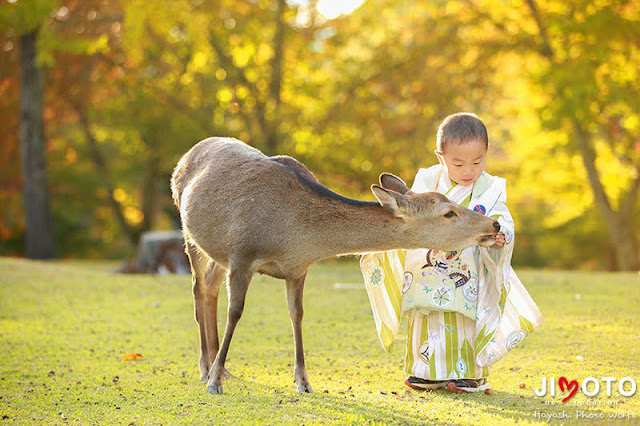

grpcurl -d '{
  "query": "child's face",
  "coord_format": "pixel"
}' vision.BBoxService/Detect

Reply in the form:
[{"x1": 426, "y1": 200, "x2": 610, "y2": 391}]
[{"x1": 435, "y1": 139, "x2": 487, "y2": 186}]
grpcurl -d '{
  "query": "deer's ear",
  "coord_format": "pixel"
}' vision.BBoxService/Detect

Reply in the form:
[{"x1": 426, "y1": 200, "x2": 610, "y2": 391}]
[
  {"x1": 379, "y1": 173, "x2": 410, "y2": 194},
  {"x1": 371, "y1": 185, "x2": 409, "y2": 218}
]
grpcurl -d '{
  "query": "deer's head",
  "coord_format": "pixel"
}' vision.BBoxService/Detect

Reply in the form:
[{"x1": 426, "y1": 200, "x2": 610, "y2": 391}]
[{"x1": 371, "y1": 173, "x2": 499, "y2": 251}]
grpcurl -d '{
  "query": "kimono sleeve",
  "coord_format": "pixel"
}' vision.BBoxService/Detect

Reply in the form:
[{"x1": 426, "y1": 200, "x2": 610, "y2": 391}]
[
  {"x1": 360, "y1": 251, "x2": 406, "y2": 352},
  {"x1": 488, "y1": 178, "x2": 515, "y2": 246}
]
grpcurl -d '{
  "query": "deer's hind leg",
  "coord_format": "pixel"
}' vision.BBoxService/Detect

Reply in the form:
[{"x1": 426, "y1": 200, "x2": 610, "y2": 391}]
[
  {"x1": 207, "y1": 259, "x2": 254, "y2": 394},
  {"x1": 286, "y1": 271, "x2": 313, "y2": 393},
  {"x1": 185, "y1": 239, "x2": 223, "y2": 382},
  {"x1": 203, "y1": 261, "x2": 226, "y2": 378}
]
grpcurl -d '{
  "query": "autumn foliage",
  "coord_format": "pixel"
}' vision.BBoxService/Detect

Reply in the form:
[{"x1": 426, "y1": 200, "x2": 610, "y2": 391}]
[{"x1": 1, "y1": 0, "x2": 639, "y2": 269}]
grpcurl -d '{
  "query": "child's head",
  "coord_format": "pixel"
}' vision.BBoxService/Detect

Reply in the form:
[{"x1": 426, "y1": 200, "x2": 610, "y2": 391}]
[{"x1": 434, "y1": 112, "x2": 489, "y2": 187}]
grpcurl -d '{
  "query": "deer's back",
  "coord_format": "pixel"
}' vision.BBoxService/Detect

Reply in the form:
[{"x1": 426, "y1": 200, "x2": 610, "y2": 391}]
[{"x1": 172, "y1": 137, "x2": 326, "y2": 269}]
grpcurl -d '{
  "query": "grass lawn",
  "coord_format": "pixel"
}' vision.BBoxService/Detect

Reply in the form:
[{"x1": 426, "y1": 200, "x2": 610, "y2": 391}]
[{"x1": 1, "y1": 257, "x2": 639, "y2": 425}]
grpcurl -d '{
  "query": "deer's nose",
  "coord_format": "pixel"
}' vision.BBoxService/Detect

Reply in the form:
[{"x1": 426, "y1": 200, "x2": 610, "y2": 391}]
[{"x1": 493, "y1": 221, "x2": 501, "y2": 232}]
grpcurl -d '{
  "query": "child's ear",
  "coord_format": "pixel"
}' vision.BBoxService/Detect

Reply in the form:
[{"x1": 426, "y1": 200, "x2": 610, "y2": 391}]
[{"x1": 434, "y1": 150, "x2": 444, "y2": 165}]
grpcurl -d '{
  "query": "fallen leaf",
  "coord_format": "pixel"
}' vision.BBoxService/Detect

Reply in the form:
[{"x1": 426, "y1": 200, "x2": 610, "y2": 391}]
[
  {"x1": 519, "y1": 383, "x2": 526, "y2": 389},
  {"x1": 123, "y1": 353, "x2": 143, "y2": 360},
  {"x1": 484, "y1": 388, "x2": 494, "y2": 395}
]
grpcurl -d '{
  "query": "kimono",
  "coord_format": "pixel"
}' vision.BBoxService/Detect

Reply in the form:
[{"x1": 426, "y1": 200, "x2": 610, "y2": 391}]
[{"x1": 360, "y1": 165, "x2": 542, "y2": 380}]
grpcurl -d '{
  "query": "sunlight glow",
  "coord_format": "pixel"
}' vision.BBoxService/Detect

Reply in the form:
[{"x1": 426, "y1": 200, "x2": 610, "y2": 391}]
[{"x1": 316, "y1": 0, "x2": 366, "y2": 19}]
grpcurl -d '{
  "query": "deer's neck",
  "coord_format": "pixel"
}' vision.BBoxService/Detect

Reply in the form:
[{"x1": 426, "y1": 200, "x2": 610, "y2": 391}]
[{"x1": 308, "y1": 203, "x2": 413, "y2": 258}]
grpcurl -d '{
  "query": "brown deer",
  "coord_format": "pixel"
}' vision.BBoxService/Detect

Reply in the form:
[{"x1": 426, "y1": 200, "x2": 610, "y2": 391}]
[{"x1": 171, "y1": 137, "x2": 500, "y2": 394}]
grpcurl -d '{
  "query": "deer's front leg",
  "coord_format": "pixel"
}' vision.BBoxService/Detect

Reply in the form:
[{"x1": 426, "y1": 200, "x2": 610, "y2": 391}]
[{"x1": 286, "y1": 272, "x2": 313, "y2": 393}]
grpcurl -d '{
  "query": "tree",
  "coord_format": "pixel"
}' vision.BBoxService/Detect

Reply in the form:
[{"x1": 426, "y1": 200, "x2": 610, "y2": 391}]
[
  {"x1": 465, "y1": 0, "x2": 640, "y2": 270},
  {"x1": 293, "y1": 0, "x2": 503, "y2": 194},
  {"x1": 1, "y1": 1, "x2": 56, "y2": 258},
  {"x1": 1, "y1": 0, "x2": 636, "y2": 270},
  {"x1": 45, "y1": 0, "x2": 302, "y2": 250},
  {"x1": 20, "y1": 29, "x2": 55, "y2": 258}
]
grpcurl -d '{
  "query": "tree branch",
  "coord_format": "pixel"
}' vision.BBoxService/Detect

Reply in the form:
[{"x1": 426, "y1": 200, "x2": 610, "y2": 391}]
[
  {"x1": 263, "y1": 0, "x2": 287, "y2": 155},
  {"x1": 208, "y1": 30, "x2": 262, "y2": 104},
  {"x1": 572, "y1": 118, "x2": 615, "y2": 220},
  {"x1": 71, "y1": 101, "x2": 139, "y2": 246},
  {"x1": 208, "y1": 29, "x2": 269, "y2": 147},
  {"x1": 523, "y1": 0, "x2": 555, "y2": 60}
]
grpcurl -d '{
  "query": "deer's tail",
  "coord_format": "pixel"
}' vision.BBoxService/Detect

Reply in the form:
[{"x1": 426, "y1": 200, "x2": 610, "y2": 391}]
[{"x1": 170, "y1": 149, "x2": 193, "y2": 210}]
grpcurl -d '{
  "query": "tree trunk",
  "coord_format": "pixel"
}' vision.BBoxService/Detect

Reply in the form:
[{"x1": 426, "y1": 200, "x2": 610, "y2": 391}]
[
  {"x1": 573, "y1": 120, "x2": 640, "y2": 271},
  {"x1": 19, "y1": 30, "x2": 55, "y2": 259},
  {"x1": 610, "y1": 215, "x2": 640, "y2": 271},
  {"x1": 523, "y1": 0, "x2": 640, "y2": 270},
  {"x1": 263, "y1": 0, "x2": 286, "y2": 156}
]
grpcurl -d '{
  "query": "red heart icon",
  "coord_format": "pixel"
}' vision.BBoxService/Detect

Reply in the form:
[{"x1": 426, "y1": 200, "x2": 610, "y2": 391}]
[{"x1": 558, "y1": 376, "x2": 579, "y2": 402}]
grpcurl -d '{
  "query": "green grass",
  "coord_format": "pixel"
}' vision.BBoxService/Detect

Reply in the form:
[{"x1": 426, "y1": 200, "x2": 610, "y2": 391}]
[{"x1": 1, "y1": 257, "x2": 639, "y2": 425}]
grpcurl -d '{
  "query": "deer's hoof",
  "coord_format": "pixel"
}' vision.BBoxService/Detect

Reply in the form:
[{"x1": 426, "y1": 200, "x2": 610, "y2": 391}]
[
  {"x1": 208, "y1": 384, "x2": 224, "y2": 394},
  {"x1": 297, "y1": 383, "x2": 313, "y2": 394}
]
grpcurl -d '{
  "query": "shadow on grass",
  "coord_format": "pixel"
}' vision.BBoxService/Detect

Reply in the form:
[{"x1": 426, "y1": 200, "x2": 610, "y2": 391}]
[
  {"x1": 197, "y1": 375, "x2": 448, "y2": 425},
  {"x1": 209, "y1": 372, "x2": 631, "y2": 425}
]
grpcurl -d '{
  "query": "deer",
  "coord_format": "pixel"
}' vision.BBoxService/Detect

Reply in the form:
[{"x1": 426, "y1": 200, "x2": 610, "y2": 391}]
[{"x1": 170, "y1": 137, "x2": 500, "y2": 395}]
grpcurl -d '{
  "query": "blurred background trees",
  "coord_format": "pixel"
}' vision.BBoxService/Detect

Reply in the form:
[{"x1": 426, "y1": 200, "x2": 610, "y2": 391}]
[{"x1": 0, "y1": 0, "x2": 638, "y2": 270}]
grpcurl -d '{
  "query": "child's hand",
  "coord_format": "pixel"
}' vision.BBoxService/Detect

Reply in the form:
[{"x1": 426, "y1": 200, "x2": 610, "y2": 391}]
[{"x1": 492, "y1": 232, "x2": 506, "y2": 248}]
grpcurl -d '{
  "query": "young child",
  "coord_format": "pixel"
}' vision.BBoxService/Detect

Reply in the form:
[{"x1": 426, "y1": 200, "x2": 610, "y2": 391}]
[{"x1": 360, "y1": 112, "x2": 542, "y2": 393}]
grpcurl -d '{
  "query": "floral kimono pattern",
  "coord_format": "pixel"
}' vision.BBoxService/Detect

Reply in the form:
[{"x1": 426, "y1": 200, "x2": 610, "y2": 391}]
[{"x1": 360, "y1": 165, "x2": 542, "y2": 380}]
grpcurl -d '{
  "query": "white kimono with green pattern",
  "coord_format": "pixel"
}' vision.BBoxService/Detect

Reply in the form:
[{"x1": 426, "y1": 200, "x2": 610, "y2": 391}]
[{"x1": 360, "y1": 165, "x2": 542, "y2": 380}]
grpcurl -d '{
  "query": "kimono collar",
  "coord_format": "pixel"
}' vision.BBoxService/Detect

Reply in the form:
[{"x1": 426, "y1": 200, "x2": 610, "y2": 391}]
[{"x1": 412, "y1": 164, "x2": 495, "y2": 199}]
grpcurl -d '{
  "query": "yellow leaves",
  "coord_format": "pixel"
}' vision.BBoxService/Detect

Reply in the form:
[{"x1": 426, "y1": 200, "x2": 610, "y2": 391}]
[
  {"x1": 622, "y1": 115, "x2": 639, "y2": 133},
  {"x1": 245, "y1": 69, "x2": 258, "y2": 83},
  {"x1": 445, "y1": 1, "x2": 464, "y2": 15},
  {"x1": 124, "y1": 206, "x2": 144, "y2": 226},
  {"x1": 122, "y1": 353, "x2": 143, "y2": 360},
  {"x1": 235, "y1": 86, "x2": 249, "y2": 100},
  {"x1": 256, "y1": 79, "x2": 268, "y2": 92},
  {"x1": 113, "y1": 188, "x2": 144, "y2": 226},
  {"x1": 593, "y1": 139, "x2": 636, "y2": 203},
  {"x1": 87, "y1": 34, "x2": 109, "y2": 55},
  {"x1": 217, "y1": 88, "x2": 233, "y2": 103},
  {"x1": 229, "y1": 34, "x2": 241, "y2": 46},
  {"x1": 113, "y1": 188, "x2": 127, "y2": 204},
  {"x1": 64, "y1": 147, "x2": 78, "y2": 165},
  {"x1": 215, "y1": 68, "x2": 227, "y2": 81},
  {"x1": 180, "y1": 74, "x2": 193, "y2": 86},
  {"x1": 182, "y1": 50, "x2": 212, "y2": 86},
  {"x1": 233, "y1": 44, "x2": 255, "y2": 68},
  {"x1": 292, "y1": 129, "x2": 315, "y2": 155},
  {"x1": 190, "y1": 51, "x2": 209, "y2": 73},
  {"x1": 254, "y1": 43, "x2": 273, "y2": 65}
]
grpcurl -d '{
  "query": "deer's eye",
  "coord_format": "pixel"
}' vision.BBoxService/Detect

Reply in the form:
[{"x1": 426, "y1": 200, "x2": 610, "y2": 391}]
[{"x1": 444, "y1": 211, "x2": 456, "y2": 219}]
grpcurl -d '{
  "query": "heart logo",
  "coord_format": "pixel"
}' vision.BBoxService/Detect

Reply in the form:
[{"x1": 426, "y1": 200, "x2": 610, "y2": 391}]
[{"x1": 558, "y1": 376, "x2": 579, "y2": 402}]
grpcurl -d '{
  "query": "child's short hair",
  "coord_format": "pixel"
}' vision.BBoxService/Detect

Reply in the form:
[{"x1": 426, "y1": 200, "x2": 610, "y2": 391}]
[{"x1": 436, "y1": 112, "x2": 488, "y2": 153}]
